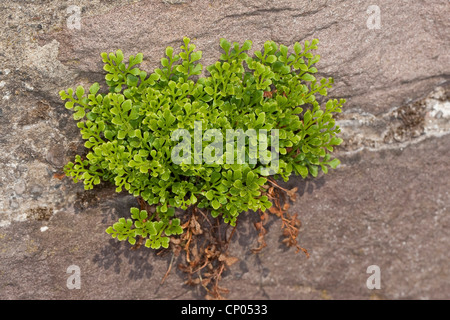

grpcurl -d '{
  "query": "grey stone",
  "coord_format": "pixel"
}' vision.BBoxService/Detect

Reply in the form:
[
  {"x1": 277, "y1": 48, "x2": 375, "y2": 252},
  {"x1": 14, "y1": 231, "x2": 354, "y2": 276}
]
[
  {"x1": 0, "y1": 134, "x2": 448, "y2": 299},
  {"x1": 46, "y1": 144, "x2": 67, "y2": 168},
  {"x1": 14, "y1": 181, "x2": 27, "y2": 195},
  {"x1": 29, "y1": 184, "x2": 44, "y2": 199},
  {"x1": 9, "y1": 199, "x2": 19, "y2": 210}
]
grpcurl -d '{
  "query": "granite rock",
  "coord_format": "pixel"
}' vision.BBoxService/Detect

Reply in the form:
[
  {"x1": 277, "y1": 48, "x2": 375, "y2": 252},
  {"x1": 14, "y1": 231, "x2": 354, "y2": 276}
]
[{"x1": 0, "y1": 0, "x2": 449, "y2": 299}]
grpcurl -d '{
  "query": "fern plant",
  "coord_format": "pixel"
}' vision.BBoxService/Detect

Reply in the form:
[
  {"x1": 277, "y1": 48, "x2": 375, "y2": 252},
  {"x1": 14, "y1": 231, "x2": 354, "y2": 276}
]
[{"x1": 59, "y1": 37, "x2": 344, "y2": 249}]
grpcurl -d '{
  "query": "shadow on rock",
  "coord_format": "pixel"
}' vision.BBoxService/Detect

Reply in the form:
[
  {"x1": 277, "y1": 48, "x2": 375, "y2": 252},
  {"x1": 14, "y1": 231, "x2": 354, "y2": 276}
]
[
  {"x1": 233, "y1": 175, "x2": 327, "y2": 251},
  {"x1": 93, "y1": 239, "x2": 155, "y2": 280}
]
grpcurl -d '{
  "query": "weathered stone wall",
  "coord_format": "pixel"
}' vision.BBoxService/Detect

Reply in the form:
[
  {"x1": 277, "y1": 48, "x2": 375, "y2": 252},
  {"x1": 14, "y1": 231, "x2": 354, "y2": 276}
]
[{"x1": 0, "y1": 0, "x2": 449, "y2": 299}]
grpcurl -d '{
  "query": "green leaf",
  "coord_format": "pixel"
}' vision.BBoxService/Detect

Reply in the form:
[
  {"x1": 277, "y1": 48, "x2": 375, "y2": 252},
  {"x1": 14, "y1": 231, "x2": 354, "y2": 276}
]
[
  {"x1": 205, "y1": 190, "x2": 214, "y2": 200},
  {"x1": 255, "y1": 112, "x2": 265, "y2": 127},
  {"x1": 76, "y1": 86, "x2": 85, "y2": 99},
  {"x1": 116, "y1": 50, "x2": 124, "y2": 63},
  {"x1": 212, "y1": 199, "x2": 220, "y2": 210},
  {"x1": 73, "y1": 107, "x2": 85, "y2": 120},
  {"x1": 161, "y1": 237, "x2": 170, "y2": 249},
  {"x1": 86, "y1": 112, "x2": 97, "y2": 121},
  {"x1": 190, "y1": 51, "x2": 202, "y2": 62},
  {"x1": 241, "y1": 40, "x2": 252, "y2": 51},
  {"x1": 309, "y1": 165, "x2": 318, "y2": 177},
  {"x1": 105, "y1": 226, "x2": 114, "y2": 234},
  {"x1": 293, "y1": 42, "x2": 302, "y2": 55},
  {"x1": 294, "y1": 164, "x2": 308, "y2": 178},
  {"x1": 301, "y1": 73, "x2": 316, "y2": 82},
  {"x1": 330, "y1": 137, "x2": 343, "y2": 145},
  {"x1": 127, "y1": 74, "x2": 139, "y2": 87},
  {"x1": 265, "y1": 55, "x2": 277, "y2": 64},
  {"x1": 319, "y1": 88, "x2": 327, "y2": 96},
  {"x1": 246, "y1": 171, "x2": 255, "y2": 184},
  {"x1": 166, "y1": 46, "x2": 174, "y2": 58},
  {"x1": 311, "y1": 54, "x2": 320, "y2": 65},
  {"x1": 220, "y1": 38, "x2": 231, "y2": 53},
  {"x1": 204, "y1": 86, "x2": 214, "y2": 95},
  {"x1": 161, "y1": 57, "x2": 169, "y2": 67},
  {"x1": 146, "y1": 222, "x2": 157, "y2": 236},
  {"x1": 65, "y1": 101, "x2": 74, "y2": 109},
  {"x1": 140, "y1": 210, "x2": 148, "y2": 221},
  {"x1": 89, "y1": 83, "x2": 100, "y2": 95},
  {"x1": 130, "y1": 207, "x2": 139, "y2": 218},
  {"x1": 134, "y1": 53, "x2": 143, "y2": 64},
  {"x1": 303, "y1": 110, "x2": 312, "y2": 124},
  {"x1": 328, "y1": 158, "x2": 340, "y2": 169}
]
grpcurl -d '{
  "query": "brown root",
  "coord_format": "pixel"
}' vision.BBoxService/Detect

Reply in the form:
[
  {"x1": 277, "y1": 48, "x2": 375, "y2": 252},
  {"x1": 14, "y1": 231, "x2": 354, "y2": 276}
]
[{"x1": 132, "y1": 178, "x2": 308, "y2": 299}]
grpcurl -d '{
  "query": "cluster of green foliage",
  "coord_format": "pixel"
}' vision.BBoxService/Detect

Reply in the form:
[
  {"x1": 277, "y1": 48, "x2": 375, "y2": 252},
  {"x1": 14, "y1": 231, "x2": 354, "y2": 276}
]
[{"x1": 60, "y1": 37, "x2": 344, "y2": 249}]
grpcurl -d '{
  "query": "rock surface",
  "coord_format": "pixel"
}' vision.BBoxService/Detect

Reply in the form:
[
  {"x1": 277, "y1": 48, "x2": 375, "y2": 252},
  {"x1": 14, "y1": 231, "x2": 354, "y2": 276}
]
[{"x1": 0, "y1": 0, "x2": 449, "y2": 299}]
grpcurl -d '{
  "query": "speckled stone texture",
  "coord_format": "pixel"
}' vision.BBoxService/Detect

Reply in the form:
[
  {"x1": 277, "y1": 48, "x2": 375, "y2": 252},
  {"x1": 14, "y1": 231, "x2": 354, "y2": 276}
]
[{"x1": 0, "y1": 0, "x2": 449, "y2": 299}]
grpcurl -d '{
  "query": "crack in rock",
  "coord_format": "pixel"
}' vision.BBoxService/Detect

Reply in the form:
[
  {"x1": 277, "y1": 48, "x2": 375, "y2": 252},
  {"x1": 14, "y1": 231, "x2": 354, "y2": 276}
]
[{"x1": 336, "y1": 85, "x2": 450, "y2": 156}]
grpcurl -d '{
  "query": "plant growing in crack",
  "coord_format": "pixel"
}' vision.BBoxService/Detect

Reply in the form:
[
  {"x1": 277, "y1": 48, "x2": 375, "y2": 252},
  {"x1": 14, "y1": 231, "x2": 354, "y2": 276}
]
[{"x1": 59, "y1": 37, "x2": 344, "y2": 298}]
